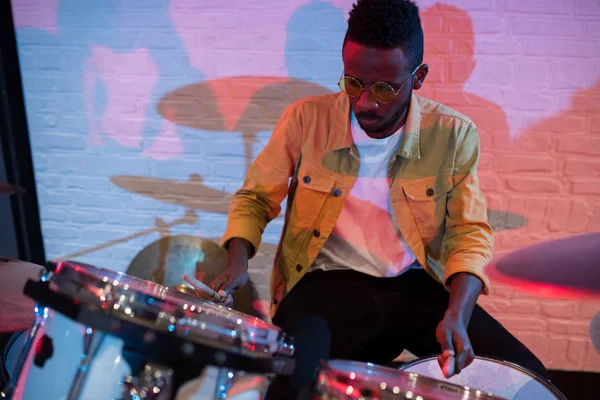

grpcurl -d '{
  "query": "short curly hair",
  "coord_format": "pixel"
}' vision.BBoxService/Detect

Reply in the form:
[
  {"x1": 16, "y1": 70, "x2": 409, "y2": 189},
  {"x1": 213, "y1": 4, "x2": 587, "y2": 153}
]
[{"x1": 345, "y1": 0, "x2": 424, "y2": 70}]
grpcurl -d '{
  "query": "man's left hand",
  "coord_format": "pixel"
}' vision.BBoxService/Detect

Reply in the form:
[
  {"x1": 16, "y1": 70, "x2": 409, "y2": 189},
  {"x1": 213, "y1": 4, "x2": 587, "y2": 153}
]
[{"x1": 435, "y1": 313, "x2": 475, "y2": 378}]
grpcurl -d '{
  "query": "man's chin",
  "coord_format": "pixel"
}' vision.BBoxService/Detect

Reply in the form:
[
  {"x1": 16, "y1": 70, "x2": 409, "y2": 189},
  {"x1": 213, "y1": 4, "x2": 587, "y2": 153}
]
[{"x1": 360, "y1": 122, "x2": 394, "y2": 138}]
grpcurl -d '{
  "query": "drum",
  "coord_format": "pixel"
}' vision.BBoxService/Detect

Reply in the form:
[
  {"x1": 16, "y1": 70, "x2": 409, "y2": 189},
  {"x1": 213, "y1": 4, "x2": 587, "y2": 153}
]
[
  {"x1": 315, "y1": 359, "x2": 504, "y2": 399},
  {"x1": 399, "y1": 356, "x2": 566, "y2": 400},
  {"x1": 5, "y1": 260, "x2": 294, "y2": 400}
]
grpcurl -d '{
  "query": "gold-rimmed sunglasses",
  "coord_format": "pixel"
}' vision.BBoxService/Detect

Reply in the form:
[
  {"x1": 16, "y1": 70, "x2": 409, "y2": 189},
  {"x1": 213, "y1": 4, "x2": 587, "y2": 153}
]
[{"x1": 338, "y1": 65, "x2": 421, "y2": 104}]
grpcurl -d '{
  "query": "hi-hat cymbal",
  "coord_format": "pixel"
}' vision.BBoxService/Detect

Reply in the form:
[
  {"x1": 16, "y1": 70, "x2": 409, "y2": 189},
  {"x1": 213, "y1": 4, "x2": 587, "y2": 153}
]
[
  {"x1": 126, "y1": 235, "x2": 266, "y2": 319},
  {"x1": 487, "y1": 233, "x2": 600, "y2": 298},
  {"x1": 0, "y1": 257, "x2": 44, "y2": 333},
  {"x1": 0, "y1": 182, "x2": 25, "y2": 196},
  {"x1": 127, "y1": 235, "x2": 228, "y2": 287}
]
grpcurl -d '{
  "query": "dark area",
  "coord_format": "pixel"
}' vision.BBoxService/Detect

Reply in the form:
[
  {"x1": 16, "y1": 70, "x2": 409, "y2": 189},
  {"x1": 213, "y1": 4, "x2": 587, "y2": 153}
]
[
  {"x1": 0, "y1": 0, "x2": 45, "y2": 264},
  {"x1": 548, "y1": 369, "x2": 600, "y2": 400}
]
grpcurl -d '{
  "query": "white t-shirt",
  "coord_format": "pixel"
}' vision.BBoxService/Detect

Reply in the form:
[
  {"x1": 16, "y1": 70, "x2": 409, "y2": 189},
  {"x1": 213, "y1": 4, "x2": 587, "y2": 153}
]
[{"x1": 310, "y1": 111, "x2": 418, "y2": 277}]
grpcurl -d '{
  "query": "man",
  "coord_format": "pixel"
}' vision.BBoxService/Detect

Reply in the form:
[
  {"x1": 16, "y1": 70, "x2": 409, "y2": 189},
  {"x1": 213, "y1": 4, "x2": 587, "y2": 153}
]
[{"x1": 210, "y1": 0, "x2": 547, "y2": 397}]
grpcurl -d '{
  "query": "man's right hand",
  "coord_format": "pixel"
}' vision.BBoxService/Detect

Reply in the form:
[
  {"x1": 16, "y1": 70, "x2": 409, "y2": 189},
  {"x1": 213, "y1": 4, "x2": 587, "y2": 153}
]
[{"x1": 210, "y1": 238, "x2": 252, "y2": 301}]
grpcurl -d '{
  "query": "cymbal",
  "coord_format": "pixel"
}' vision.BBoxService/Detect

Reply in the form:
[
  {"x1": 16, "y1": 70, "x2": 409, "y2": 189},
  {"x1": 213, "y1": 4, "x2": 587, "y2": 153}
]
[
  {"x1": 126, "y1": 235, "x2": 266, "y2": 319},
  {"x1": 0, "y1": 257, "x2": 44, "y2": 333},
  {"x1": 0, "y1": 182, "x2": 25, "y2": 196},
  {"x1": 487, "y1": 233, "x2": 600, "y2": 298},
  {"x1": 591, "y1": 312, "x2": 600, "y2": 353}
]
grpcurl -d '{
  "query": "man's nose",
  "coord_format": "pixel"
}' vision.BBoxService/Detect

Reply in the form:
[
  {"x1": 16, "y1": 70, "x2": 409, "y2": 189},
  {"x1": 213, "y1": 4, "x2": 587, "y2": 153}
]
[{"x1": 354, "y1": 88, "x2": 378, "y2": 114}]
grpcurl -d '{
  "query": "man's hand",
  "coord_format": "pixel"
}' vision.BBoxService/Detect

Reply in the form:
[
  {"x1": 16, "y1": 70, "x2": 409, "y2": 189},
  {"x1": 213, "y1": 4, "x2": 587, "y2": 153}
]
[
  {"x1": 436, "y1": 314, "x2": 474, "y2": 378},
  {"x1": 436, "y1": 272, "x2": 482, "y2": 378},
  {"x1": 210, "y1": 238, "x2": 252, "y2": 302},
  {"x1": 182, "y1": 274, "x2": 233, "y2": 305}
]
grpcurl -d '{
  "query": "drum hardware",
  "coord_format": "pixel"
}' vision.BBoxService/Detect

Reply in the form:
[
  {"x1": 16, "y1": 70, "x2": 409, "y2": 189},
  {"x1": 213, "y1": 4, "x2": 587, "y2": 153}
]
[
  {"x1": 2, "y1": 267, "x2": 53, "y2": 398},
  {"x1": 20, "y1": 277, "x2": 295, "y2": 371},
  {"x1": 121, "y1": 362, "x2": 174, "y2": 400},
  {"x1": 4, "y1": 260, "x2": 295, "y2": 400},
  {"x1": 66, "y1": 329, "x2": 106, "y2": 400},
  {"x1": 590, "y1": 311, "x2": 600, "y2": 354},
  {"x1": 213, "y1": 368, "x2": 234, "y2": 400}
]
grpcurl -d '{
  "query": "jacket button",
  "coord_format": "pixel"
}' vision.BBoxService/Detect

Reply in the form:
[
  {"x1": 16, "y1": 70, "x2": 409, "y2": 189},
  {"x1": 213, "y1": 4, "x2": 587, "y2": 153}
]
[
  {"x1": 313, "y1": 229, "x2": 320, "y2": 238},
  {"x1": 332, "y1": 188, "x2": 341, "y2": 197},
  {"x1": 426, "y1": 188, "x2": 434, "y2": 197},
  {"x1": 302, "y1": 176, "x2": 311, "y2": 184},
  {"x1": 296, "y1": 264, "x2": 303, "y2": 272}
]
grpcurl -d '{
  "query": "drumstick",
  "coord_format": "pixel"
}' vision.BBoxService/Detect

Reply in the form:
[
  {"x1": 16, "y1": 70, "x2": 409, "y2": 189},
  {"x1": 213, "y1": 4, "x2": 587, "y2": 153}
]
[
  {"x1": 438, "y1": 349, "x2": 455, "y2": 378},
  {"x1": 182, "y1": 274, "x2": 222, "y2": 302}
]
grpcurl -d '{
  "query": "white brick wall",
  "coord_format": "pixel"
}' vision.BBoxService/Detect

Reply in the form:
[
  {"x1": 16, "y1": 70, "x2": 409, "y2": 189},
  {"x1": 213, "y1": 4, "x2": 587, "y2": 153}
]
[{"x1": 10, "y1": 0, "x2": 600, "y2": 371}]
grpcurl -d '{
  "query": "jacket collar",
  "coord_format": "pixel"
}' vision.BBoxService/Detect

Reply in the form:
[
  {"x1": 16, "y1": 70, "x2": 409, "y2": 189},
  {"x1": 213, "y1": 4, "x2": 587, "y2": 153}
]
[{"x1": 327, "y1": 92, "x2": 422, "y2": 160}]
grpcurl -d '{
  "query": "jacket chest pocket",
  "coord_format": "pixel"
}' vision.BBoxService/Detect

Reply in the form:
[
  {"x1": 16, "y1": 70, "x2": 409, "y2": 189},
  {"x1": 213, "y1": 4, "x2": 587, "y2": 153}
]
[
  {"x1": 291, "y1": 163, "x2": 338, "y2": 229},
  {"x1": 402, "y1": 175, "x2": 453, "y2": 240}
]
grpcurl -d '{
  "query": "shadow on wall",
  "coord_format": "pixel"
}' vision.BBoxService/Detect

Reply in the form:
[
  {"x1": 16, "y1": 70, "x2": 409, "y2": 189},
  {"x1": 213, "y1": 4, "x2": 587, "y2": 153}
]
[
  {"x1": 17, "y1": 0, "x2": 206, "y2": 158},
  {"x1": 511, "y1": 79, "x2": 600, "y2": 237},
  {"x1": 106, "y1": 1, "x2": 347, "y2": 317},
  {"x1": 285, "y1": 0, "x2": 347, "y2": 87},
  {"x1": 156, "y1": 77, "x2": 332, "y2": 173},
  {"x1": 418, "y1": 3, "x2": 526, "y2": 233},
  {"x1": 110, "y1": 76, "x2": 333, "y2": 215},
  {"x1": 15, "y1": 0, "x2": 213, "y2": 262}
]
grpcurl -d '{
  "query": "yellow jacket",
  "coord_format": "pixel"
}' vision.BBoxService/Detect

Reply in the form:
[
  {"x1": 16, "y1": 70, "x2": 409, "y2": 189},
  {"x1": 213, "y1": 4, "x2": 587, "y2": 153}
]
[{"x1": 222, "y1": 92, "x2": 494, "y2": 317}]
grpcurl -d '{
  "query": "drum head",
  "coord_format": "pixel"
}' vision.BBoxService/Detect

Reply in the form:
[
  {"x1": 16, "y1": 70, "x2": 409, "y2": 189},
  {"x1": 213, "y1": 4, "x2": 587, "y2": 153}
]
[
  {"x1": 48, "y1": 261, "x2": 285, "y2": 357},
  {"x1": 317, "y1": 360, "x2": 503, "y2": 399},
  {"x1": 399, "y1": 356, "x2": 566, "y2": 400}
]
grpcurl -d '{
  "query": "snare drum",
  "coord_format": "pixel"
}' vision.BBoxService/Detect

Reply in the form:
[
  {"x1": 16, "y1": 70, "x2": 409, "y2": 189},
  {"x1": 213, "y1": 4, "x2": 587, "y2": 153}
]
[
  {"x1": 399, "y1": 356, "x2": 566, "y2": 400},
  {"x1": 315, "y1": 359, "x2": 504, "y2": 399},
  {"x1": 6, "y1": 260, "x2": 294, "y2": 400}
]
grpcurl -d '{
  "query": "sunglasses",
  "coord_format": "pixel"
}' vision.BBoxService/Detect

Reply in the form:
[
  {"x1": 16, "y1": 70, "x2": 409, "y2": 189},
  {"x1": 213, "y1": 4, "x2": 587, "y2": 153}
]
[{"x1": 338, "y1": 65, "x2": 421, "y2": 104}]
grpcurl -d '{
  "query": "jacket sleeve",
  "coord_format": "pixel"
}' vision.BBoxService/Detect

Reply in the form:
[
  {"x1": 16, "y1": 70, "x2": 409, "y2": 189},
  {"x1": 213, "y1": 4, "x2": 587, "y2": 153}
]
[
  {"x1": 442, "y1": 122, "x2": 494, "y2": 294},
  {"x1": 220, "y1": 104, "x2": 302, "y2": 258}
]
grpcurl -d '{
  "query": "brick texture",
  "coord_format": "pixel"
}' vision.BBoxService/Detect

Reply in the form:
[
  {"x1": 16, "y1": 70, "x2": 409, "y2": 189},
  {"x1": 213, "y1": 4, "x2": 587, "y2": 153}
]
[{"x1": 9, "y1": 0, "x2": 600, "y2": 373}]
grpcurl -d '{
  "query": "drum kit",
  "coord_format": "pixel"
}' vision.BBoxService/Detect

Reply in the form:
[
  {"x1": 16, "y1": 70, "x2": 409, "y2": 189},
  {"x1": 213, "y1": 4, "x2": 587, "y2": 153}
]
[
  {"x1": 0, "y1": 257, "x2": 571, "y2": 399},
  {"x1": 1, "y1": 259, "x2": 294, "y2": 400},
  {"x1": 0, "y1": 183, "x2": 579, "y2": 399}
]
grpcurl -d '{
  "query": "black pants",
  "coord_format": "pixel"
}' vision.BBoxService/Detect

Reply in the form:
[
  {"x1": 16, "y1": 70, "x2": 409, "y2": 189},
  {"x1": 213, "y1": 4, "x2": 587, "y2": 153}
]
[{"x1": 265, "y1": 269, "x2": 548, "y2": 399}]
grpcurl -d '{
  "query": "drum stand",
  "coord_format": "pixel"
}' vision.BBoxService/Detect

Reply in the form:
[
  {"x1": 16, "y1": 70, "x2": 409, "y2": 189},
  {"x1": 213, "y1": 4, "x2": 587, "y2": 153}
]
[
  {"x1": 2, "y1": 270, "x2": 53, "y2": 399},
  {"x1": 55, "y1": 324, "x2": 237, "y2": 400},
  {"x1": 121, "y1": 361, "x2": 175, "y2": 400}
]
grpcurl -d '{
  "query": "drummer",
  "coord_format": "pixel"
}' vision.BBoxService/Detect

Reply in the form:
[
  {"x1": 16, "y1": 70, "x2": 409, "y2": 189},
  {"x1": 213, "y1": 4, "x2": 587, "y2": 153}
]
[{"x1": 207, "y1": 0, "x2": 548, "y2": 398}]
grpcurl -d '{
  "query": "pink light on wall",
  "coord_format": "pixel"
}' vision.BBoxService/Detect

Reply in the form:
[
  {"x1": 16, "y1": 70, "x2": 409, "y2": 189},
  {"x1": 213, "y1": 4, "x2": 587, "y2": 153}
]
[
  {"x1": 169, "y1": 0, "x2": 288, "y2": 79},
  {"x1": 143, "y1": 107, "x2": 183, "y2": 160},
  {"x1": 11, "y1": 0, "x2": 59, "y2": 34},
  {"x1": 83, "y1": 46, "x2": 182, "y2": 159},
  {"x1": 169, "y1": 0, "x2": 350, "y2": 80}
]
